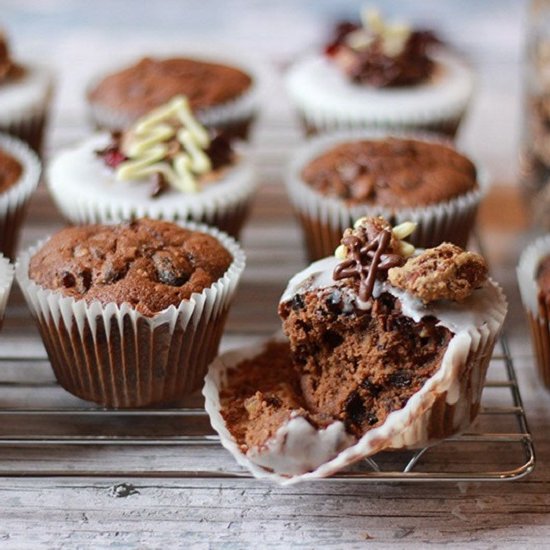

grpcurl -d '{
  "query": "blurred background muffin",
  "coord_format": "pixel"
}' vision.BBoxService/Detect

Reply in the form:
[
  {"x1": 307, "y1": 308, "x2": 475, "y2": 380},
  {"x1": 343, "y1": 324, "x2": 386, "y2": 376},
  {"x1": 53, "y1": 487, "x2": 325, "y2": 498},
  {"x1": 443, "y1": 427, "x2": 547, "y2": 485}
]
[
  {"x1": 87, "y1": 53, "x2": 260, "y2": 140},
  {"x1": 0, "y1": 30, "x2": 53, "y2": 155},
  {"x1": 285, "y1": 130, "x2": 485, "y2": 261},
  {"x1": 48, "y1": 95, "x2": 256, "y2": 238},
  {"x1": 16, "y1": 218, "x2": 246, "y2": 408},
  {"x1": 285, "y1": 7, "x2": 474, "y2": 138}
]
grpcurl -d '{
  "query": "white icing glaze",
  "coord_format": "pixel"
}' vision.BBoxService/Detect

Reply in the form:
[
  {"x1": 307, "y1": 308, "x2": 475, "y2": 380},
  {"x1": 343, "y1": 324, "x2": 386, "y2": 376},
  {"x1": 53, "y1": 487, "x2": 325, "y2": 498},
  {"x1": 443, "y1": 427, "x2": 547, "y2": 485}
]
[
  {"x1": 47, "y1": 133, "x2": 255, "y2": 220},
  {"x1": 247, "y1": 416, "x2": 355, "y2": 476},
  {"x1": 285, "y1": 50, "x2": 474, "y2": 124},
  {"x1": 0, "y1": 63, "x2": 53, "y2": 123}
]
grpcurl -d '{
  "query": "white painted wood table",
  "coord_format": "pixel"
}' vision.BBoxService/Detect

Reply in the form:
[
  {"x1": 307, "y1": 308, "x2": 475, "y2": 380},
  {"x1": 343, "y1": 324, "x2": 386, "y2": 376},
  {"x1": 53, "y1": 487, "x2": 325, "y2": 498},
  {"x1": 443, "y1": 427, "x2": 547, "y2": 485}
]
[{"x1": 3, "y1": 1, "x2": 550, "y2": 546}]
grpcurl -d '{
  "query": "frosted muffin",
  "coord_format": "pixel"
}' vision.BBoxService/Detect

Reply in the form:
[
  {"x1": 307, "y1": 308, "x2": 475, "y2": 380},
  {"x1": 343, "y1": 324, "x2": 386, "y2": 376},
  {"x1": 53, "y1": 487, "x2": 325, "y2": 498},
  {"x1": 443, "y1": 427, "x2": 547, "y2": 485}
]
[
  {"x1": 87, "y1": 55, "x2": 259, "y2": 140},
  {"x1": 0, "y1": 32, "x2": 53, "y2": 154},
  {"x1": 286, "y1": 130, "x2": 485, "y2": 261},
  {"x1": 0, "y1": 133, "x2": 41, "y2": 258},
  {"x1": 16, "y1": 218, "x2": 246, "y2": 408},
  {"x1": 285, "y1": 9, "x2": 474, "y2": 137},
  {"x1": 48, "y1": 95, "x2": 256, "y2": 238},
  {"x1": 204, "y1": 216, "x2": 507, "y2": 483}
]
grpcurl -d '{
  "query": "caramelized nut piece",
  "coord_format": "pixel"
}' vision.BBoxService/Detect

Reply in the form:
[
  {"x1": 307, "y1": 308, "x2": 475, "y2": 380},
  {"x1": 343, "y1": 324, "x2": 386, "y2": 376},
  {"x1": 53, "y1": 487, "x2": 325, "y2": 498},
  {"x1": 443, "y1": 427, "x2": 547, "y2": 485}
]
[{"x1": 388, "y1": 242, "x2": 488, "y2": 303}]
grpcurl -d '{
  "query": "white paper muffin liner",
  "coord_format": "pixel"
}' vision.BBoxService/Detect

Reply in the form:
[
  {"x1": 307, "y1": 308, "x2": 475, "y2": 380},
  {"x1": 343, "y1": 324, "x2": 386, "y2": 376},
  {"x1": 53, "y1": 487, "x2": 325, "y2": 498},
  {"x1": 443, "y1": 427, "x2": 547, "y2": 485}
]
[
  {"x1": 15, "y1": 222, "x2": 246, "y2": 408},
  {"x1": 0, "y1": 63, "x2": 54, "y2": 153},
  {"x1": 86, "y1": 51, "x2": 262, "y2": 138},
  {"x1": 285, "y1": 50, "x2": 474, "y2": 136},
  {"x1": 0, "y1": 255, "x2": 14, "y2": 325},
  {"x1": 204, "y1": 279, "x2": 507, "y2": 484},
  {"x1": 47, "y1": 133, "x2": 257, "y2": 238},
  {"x1": 517, "y1": 235, "x2": 550, "y2": 387},
  {"x1": 0, "y1": 133, "x2": 42, "y2": 258},
  {"x1": 285, "y1": 129, "x2": 488, "y2": 260}
]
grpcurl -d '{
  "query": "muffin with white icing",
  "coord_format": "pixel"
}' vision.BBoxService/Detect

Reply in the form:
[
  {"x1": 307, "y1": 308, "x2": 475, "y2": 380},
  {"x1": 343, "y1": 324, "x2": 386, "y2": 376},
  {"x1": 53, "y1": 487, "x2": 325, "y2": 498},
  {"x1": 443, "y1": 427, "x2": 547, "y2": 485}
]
[
  {"x1": 285, "y1": 8, "x2": 474, "y2": 137},
  {"x1": 47, "y1": 95, "x2": 256, "y2": 238},
  {"x1": 204, "y1": 216, "x2": 507, "y2": 483},
  {"x1": 0, "y1": 31, "x2": 53, "y2": 154}
]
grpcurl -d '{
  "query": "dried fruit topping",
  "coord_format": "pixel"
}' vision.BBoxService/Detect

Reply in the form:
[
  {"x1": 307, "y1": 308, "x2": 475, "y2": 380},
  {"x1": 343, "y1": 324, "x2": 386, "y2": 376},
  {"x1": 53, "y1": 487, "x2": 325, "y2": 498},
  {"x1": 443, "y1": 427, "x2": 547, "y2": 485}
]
[{"x1": 95, "y1": 132, "x2": 127, "y2": 169}]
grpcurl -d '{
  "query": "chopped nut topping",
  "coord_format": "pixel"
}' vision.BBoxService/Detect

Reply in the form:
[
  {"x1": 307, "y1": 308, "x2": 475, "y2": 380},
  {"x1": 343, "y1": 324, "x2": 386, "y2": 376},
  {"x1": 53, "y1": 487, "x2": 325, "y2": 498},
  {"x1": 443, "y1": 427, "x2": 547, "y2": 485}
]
[{"x1": 388, "y1": 243, "x2": 488, "y2": 303}]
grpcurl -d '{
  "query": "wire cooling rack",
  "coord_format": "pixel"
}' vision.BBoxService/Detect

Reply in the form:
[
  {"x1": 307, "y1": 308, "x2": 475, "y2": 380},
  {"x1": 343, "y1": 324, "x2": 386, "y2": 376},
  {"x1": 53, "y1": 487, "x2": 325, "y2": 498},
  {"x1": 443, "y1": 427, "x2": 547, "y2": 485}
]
[{"x1": 0, "y1": 332, "x2": 535, "y2": 480}]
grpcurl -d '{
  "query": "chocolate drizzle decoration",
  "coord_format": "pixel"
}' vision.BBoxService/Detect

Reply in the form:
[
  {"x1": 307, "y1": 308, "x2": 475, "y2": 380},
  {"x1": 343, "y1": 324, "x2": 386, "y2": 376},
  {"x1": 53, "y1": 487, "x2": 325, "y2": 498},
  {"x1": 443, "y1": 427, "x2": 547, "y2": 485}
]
[{"x1": 333, "y1": 228, "x2": 404, "y2": 302}]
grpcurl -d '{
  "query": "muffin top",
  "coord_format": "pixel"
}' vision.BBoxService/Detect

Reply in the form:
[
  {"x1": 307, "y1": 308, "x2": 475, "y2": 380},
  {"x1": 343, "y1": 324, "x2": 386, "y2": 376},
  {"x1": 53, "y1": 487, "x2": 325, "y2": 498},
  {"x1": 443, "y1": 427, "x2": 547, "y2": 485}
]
[
  {"x1": 28, "y1": 218, "x2": 233, "y2": 316},
  {"x1": 0, "y1": 146, "x2": 22, "y2": 193},
  {"x1": 300, "y1": 138, "x2": 477, "y2": 207},
  {"x1": 88, "y1": 57, "x2": 252, "y2": 119}
]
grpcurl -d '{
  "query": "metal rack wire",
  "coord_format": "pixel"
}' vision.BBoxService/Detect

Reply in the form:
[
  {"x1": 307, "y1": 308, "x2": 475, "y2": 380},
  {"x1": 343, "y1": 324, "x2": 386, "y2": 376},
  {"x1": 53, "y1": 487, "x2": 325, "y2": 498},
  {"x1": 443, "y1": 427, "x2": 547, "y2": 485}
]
[{"x1": 0, "y1": 332, "x2": 536, "y2": 481}]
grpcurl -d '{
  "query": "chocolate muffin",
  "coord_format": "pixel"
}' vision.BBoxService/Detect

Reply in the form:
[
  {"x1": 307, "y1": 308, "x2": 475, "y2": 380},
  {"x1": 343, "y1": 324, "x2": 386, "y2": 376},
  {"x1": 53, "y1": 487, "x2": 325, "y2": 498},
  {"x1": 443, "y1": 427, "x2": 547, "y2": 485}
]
[
  {"x1": 48, "y1": 95, "x2": 256, "y2": 238},
  {"x1": 17, "y1": 218, "x2": 246, "y2": 408},
  {"x1": 0, "y1": 134, "x2": 41, "y2": 259},
  {"x1": 87, "y1": 56, "x2": 258, "y2": 140},
  {"x1": 204, "y1": 216, "x2": 506, "y2": 482},
  {"x1": 286, "y1": 132, "x2": 484, "y2": 261}
]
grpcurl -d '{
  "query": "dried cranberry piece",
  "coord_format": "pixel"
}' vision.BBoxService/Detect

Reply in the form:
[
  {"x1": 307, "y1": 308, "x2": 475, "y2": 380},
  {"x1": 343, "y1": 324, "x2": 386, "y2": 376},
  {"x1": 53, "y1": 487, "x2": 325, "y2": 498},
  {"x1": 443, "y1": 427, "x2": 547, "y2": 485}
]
[
  {"x1": 324, "y1": 21, "x2": 359, "y2": 56},
  {"x1": 206, "y1": 132, "x2": 234, "y2": 170},
  {"x1": 95, "y1": 132, "x2": 127, "y2": 169}
]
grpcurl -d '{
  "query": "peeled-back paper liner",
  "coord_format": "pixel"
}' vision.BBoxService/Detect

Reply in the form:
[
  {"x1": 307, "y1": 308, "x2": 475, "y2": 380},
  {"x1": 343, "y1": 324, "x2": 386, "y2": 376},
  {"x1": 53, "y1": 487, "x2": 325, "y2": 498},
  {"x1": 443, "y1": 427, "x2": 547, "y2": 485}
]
[
  {"x1": 15, "y1": 222, "x2": 246, "y2": 408},
  {"x1": 285, "y1": 50, "x2": 474, "y2": 133},
  {"x1": 204, "y1": 279, "x2": 507, "y2": 485},
  {"x1": 46, "y1": 133, "x2": 257, "y2": 236},
  {"x1": 0, "y1": 255, "x2": 14, "y2": 323},
  {"x1": 285, "y1": 129, "x2": 488, "y2": 256},
  {"x1": 517, "y1": 235, "x2": 550, "y2": 386},
  {"x1": 86, "y1": 51, "x2": 263, "y2": 134},
  {"x1": 0, "y1": 133, "x2": 42, "y2": 257}
]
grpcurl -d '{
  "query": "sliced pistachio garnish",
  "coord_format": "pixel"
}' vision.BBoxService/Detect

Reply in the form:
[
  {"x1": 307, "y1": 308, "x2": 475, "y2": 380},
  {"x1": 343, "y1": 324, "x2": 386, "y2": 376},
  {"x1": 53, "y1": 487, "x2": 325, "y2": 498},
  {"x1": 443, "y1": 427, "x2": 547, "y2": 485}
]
[{"x1": 116, "y1": 95, "x2": 212, "y2": 193}]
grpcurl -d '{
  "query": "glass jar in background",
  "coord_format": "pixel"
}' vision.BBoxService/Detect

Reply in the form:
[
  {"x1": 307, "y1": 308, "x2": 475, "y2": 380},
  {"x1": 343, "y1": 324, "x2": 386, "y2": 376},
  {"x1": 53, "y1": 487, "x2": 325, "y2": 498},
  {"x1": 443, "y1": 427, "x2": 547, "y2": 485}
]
[{"x1": 522, "y1": 0, "x2": 550, "y2": 228}]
